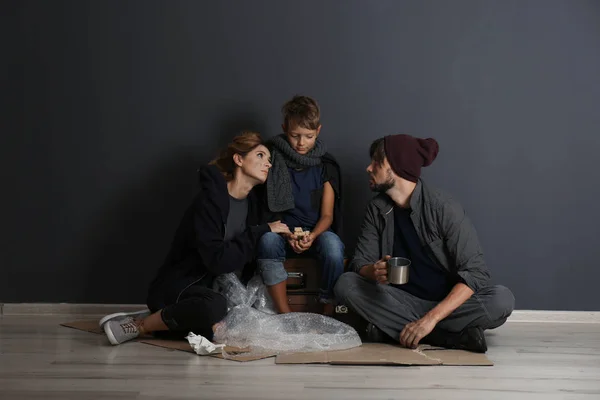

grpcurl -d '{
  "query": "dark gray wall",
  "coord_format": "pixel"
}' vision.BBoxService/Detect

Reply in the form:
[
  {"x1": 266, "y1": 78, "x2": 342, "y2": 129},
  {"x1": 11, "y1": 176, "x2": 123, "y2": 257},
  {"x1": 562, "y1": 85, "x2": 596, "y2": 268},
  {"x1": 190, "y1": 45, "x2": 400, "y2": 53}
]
[{"x1": 3, "y1": 0, "x2": 599, "y2": 310}]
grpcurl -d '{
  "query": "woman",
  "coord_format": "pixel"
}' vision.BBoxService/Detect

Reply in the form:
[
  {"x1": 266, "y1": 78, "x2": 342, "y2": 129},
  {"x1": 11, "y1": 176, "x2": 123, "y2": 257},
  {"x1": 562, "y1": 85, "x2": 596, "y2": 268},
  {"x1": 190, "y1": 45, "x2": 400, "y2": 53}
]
[{"x1": 100, "y1": 131, "x2": 291, "y2": 345}]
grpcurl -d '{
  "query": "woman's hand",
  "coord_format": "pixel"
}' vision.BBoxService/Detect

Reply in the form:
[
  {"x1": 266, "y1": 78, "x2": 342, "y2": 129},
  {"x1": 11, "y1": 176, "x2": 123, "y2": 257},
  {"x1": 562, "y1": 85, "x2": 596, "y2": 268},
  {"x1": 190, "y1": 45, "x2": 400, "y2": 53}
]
[{"x1": 268, "y1": 220, "x2": 291, "y2": 235}]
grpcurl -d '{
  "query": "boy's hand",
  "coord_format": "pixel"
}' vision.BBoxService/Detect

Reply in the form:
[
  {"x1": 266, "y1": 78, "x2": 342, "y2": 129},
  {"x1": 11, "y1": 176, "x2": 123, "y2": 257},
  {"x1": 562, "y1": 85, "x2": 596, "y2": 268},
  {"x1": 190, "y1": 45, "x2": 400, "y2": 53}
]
[
  {"x1": 288, "y1": 236, "x2": 305, "y2": 254},
  {"x1": 285, "y1": 232, "x2": 304, "y2": 253},
  {"x1": 297, "y1": 232, "x2": 315, "y2": 251}
]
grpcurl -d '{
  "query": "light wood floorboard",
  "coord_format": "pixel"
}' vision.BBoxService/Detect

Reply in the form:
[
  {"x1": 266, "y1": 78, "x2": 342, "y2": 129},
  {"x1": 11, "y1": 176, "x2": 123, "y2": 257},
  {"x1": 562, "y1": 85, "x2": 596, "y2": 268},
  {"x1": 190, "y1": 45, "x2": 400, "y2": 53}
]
[{"x1": 1, "y1": 316, "x2": 599, "y2": 399}]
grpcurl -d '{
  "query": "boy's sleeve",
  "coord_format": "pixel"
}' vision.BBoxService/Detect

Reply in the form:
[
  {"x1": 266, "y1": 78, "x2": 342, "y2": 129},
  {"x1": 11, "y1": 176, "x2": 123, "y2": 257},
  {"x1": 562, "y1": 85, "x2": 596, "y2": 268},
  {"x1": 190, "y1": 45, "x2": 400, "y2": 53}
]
[
  {"x1": 323, "y1": 160, "x2": 341, "y2": 198},
  {"x1": 322, "y1": 156, "x2": 344, "y2": 234}
]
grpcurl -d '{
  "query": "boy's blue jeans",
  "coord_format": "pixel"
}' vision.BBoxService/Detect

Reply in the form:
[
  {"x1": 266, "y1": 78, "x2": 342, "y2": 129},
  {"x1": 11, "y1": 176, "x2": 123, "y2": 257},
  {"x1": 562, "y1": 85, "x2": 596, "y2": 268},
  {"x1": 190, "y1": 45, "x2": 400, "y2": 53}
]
[{"x1": 257, "y1": 231, "x2": 345, "y2": 303}]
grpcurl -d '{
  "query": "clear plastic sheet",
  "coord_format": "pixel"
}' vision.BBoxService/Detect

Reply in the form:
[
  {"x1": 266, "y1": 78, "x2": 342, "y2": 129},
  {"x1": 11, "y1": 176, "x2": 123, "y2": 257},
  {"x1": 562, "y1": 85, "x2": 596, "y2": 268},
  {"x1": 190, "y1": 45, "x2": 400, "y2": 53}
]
[
  {"x1": 213, "y1": 273, "x2": 276, "y2": 313},
  {"x1": 212, "y1": 273, "x2": 362, "y2": 358},
  {"x1": 247, "y1": 275, "x2": 277, "y2": 314}
]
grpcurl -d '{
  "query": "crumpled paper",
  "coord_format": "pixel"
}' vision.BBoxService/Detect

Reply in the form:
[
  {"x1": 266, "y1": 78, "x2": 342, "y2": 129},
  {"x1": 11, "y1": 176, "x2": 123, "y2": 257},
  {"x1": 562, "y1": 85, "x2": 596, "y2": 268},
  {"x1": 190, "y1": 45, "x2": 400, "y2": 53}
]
[{"x1": 185, "y1": 332, "x2": 225, "y2": 355}]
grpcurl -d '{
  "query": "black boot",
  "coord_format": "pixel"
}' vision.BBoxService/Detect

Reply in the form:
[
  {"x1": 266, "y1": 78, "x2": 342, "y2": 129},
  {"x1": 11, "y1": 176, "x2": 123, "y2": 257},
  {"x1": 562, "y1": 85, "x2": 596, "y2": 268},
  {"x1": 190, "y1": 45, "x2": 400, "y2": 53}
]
[
  {"x1": 365, "y1": 323, "x2": 386, "y2": 343},
  {"x1": 423, "y1": 326, "x2": 487, "y2": 353},
  {"x1": 364, "y1": 323, "x2": 398, "y2": 343}
]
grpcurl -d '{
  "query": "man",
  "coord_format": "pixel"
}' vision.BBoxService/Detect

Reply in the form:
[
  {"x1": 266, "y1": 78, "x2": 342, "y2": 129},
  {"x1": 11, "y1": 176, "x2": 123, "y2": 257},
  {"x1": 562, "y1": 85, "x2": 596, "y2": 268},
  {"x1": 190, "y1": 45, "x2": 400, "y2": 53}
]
[{"x1": 334, "y1": 134, "x2": 514, "y2": 353}]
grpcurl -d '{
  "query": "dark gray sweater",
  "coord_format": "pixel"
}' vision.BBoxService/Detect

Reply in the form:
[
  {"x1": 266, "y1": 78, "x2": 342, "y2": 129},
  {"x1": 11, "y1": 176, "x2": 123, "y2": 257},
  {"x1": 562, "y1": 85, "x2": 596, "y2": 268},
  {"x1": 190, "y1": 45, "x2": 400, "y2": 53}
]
[{"x1": 350, "y1": 180, "x2": 491, "y2": 293}]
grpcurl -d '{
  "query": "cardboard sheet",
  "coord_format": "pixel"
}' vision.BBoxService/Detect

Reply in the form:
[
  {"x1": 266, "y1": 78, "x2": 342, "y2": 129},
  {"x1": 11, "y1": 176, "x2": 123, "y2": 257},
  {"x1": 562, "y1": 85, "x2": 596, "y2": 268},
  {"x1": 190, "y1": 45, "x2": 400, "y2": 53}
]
[
  {"x1": 60, "y1": 320, "x2": 275, "y2": 362},
  {"x1": 61, "y1": 319, "x2": 103, "y2": 334},
  {"x1": 275, "y1": 343, "x2": 493, "y2": 366},
  {"x1": 138, "y1": 338, "x2": 276, "y2": 362},
  {"x1": 62, "y1": 320, "x2": 492, "y2": 366}
]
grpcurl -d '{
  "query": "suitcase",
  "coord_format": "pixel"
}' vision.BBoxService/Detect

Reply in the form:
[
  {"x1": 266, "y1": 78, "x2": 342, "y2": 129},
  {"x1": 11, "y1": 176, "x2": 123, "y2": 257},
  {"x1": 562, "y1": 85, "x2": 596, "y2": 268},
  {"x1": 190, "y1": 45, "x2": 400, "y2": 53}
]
[
  {"x1": 283, "y1": 257, "x2": 367, "y2": 337},
  {"x1": 284, "y1": 258, "x2": 321, "y2": 293},
  {"x1": 284, "y1": 257, "x2": 359, "y2": 315},
  {"x1": 284, "y1": 257, "x2": 351, "y2": 292},
  {"x1": 284, "y1": 258, "x2": 321, "y2": 312},
  {"x1": 287, "y1": 293, "x2": 321, "y2": 313}
]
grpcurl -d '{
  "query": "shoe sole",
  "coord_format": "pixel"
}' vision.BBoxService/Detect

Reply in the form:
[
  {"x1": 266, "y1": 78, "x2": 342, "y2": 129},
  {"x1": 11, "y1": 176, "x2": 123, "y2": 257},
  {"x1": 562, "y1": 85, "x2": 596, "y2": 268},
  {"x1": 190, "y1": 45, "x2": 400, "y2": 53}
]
[
  {"x1": 98, "y1": 309, "x2": 149, "y2": 328},
  {"x1": 103, "y1": 323, "x2": 120, "y2": 346}
]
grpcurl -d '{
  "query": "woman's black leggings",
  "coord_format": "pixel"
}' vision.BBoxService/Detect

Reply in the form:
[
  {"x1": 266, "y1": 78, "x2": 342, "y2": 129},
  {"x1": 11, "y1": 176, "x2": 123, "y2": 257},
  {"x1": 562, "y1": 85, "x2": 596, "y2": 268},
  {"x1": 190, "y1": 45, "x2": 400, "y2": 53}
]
[{"x1": 147, "y1": 281, "x2": 228, "y2": 340}]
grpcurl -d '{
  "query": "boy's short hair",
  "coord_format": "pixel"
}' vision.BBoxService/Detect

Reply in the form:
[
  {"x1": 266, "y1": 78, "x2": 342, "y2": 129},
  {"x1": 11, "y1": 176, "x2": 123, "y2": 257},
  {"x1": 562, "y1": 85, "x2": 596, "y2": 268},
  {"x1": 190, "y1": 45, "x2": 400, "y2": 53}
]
[{"x1": 282, "y1": 95, "x2": 320, "y2": 130}]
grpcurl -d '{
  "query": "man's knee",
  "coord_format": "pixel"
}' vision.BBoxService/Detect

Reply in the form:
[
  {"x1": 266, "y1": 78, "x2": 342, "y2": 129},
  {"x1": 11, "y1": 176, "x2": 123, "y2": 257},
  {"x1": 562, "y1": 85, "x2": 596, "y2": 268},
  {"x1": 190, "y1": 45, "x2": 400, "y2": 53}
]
[
  {"x1": 486, "y1": 285, "x2": 515, "y2": 322},
  {"x1": 334, "y1": 272, "x2": 361, "y2": 302}
]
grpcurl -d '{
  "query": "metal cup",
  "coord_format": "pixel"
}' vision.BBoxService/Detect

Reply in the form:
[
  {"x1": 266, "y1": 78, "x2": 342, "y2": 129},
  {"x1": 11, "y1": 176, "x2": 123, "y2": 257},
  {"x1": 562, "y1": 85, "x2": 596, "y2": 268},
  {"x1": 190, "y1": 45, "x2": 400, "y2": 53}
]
[{"x1": 387, "y1": 257, "x2": 411, "y2": 284}]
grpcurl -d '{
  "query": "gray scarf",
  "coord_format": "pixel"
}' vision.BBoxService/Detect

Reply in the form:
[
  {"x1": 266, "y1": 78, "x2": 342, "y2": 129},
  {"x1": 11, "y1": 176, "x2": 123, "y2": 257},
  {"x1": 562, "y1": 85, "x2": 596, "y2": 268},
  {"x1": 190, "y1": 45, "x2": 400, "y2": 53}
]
[{"x1": 266, "y1": 134, "x2": 327, "y2": 212}]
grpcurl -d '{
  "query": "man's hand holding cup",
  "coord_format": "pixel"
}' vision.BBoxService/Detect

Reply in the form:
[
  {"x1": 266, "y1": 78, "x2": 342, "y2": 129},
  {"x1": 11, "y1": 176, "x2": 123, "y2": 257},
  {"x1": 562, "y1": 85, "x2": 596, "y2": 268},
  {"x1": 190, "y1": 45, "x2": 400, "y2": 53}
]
[{"x1": 361, "y1": 255, "x2": 392, "y2": 284}]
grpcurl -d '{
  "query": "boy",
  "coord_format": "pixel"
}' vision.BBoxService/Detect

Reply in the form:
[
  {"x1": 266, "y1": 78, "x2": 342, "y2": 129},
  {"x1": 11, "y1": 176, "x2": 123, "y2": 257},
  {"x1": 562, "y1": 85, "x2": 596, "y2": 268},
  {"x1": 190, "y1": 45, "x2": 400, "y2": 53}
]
[{"x1": 258, "y1": 95, "x2": 344, "y2": 315}]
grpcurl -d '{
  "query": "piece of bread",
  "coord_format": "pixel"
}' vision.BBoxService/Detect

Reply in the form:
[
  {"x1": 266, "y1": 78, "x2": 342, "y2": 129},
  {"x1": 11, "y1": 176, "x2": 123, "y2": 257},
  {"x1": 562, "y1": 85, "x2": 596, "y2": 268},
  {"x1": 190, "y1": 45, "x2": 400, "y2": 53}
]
[{"x1": 293, "y1": 227, "x2": 310, "y2": 238}]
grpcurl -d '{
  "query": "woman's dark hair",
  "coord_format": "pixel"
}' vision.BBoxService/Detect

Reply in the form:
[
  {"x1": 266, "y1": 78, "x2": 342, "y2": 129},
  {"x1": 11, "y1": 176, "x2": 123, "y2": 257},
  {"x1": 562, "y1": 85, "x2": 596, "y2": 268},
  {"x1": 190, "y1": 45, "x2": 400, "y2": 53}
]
[{"x1": 209, "y1": 131, "x2": 264, "y2": 181}]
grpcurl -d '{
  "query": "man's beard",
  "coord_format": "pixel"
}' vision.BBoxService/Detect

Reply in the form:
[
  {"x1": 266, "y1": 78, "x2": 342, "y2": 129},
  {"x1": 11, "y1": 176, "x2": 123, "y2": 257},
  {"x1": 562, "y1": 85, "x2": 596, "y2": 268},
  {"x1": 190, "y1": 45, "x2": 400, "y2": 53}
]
[
  {"x1": 370, "y1": 170, "x2": 395, "y2": 193},
  {"x1": 371, "y1": 180, "x2": 394, "y2": 192}
]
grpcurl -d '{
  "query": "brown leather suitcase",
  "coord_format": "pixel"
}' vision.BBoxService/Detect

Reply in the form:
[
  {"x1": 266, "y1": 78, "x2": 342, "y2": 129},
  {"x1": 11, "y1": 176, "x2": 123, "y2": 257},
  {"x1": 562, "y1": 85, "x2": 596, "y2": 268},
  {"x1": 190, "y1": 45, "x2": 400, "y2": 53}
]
[
  {"x1": 284, "y1": 258, "x2": 321, "y2": 312},
  {"x1": 287, "y1": 293, "x2": 321, "y2": 313},
  {"x1": 284, "y1": 257, "x2": 351, "y2": 292},
  {"x1": 283, "y1": 257, "x2": 353, "y2": 313},
  {"x1": 284, "y1": 258, "x2": 321, "y2": 293}
]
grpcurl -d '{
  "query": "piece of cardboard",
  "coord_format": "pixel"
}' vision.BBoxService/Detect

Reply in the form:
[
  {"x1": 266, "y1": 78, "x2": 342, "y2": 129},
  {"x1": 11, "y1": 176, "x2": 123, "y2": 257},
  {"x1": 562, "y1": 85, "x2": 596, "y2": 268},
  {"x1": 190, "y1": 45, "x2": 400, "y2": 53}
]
[
  {"x1": 60, "y1": 320, "x2": 275, "y2": 362},
  {"x1": 62, "y1": 320, "x2": 492, "y2": 366},
  {"x1": 61, "y1": 319, "x2": 104, "y2": 334},
  {"x1": 138, "y1": 338, "x2": 275, "y2": 362},
  {"x1": 275, "y1": 343, "x2": 493, "y2": 366}
]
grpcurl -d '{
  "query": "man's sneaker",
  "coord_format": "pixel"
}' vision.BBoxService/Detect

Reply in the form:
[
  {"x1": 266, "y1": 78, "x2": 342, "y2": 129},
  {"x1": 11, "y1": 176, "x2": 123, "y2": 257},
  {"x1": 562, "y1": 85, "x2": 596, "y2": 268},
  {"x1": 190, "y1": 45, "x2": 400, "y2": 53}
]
[
  {"x1": 98, "y1": 309, "x2": 150, "y2": 328},
  {"x1": 424, "y1": 326, "x2": 488, "y2": 353},
  {"x1": 104, "y1": 317, "x2": 141, "y2": 345}
]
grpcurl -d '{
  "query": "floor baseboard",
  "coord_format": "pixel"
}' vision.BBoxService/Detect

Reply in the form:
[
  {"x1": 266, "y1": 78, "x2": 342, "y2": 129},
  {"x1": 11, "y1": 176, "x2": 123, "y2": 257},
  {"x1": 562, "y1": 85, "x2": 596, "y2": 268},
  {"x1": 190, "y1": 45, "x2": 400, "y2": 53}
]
[
  {"x1": 2, "y1": 303, "x2": 599, "y2": 323},
  {"x1": 1, "y1": 303, "x2": 148, "y2": 317},
  {"x1": 508, "y1": 310, "x2": 600, "y2": 323}
]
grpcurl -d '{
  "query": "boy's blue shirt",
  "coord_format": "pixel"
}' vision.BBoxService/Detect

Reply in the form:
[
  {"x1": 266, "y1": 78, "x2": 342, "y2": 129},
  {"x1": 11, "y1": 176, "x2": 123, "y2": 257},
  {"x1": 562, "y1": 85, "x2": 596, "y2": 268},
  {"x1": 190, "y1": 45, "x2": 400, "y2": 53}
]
[
  {"x1": 263, "y1": 151, "x2": 343, "y2": 235},
  {"x1": 282, "y1": 165, "x2": 324, "y2": 230}
]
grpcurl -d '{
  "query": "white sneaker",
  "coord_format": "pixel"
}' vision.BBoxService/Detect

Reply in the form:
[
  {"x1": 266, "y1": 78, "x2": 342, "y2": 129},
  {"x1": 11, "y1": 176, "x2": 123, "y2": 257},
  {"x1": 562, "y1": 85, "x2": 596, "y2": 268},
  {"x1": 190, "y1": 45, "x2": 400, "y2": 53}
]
[
  {"x1": 104, "y1": 317, "x2": 140, "y2": 345},
  {"x1": 98, "y1": 309, "x2": 150, "y2": 328}
]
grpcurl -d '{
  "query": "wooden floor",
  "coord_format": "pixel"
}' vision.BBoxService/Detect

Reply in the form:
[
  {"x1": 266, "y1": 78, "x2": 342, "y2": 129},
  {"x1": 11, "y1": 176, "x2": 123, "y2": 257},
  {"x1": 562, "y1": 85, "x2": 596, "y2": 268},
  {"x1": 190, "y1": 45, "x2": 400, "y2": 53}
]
[{"x1": 1, "y1": 315, "x2": 599, "y2": 400}]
